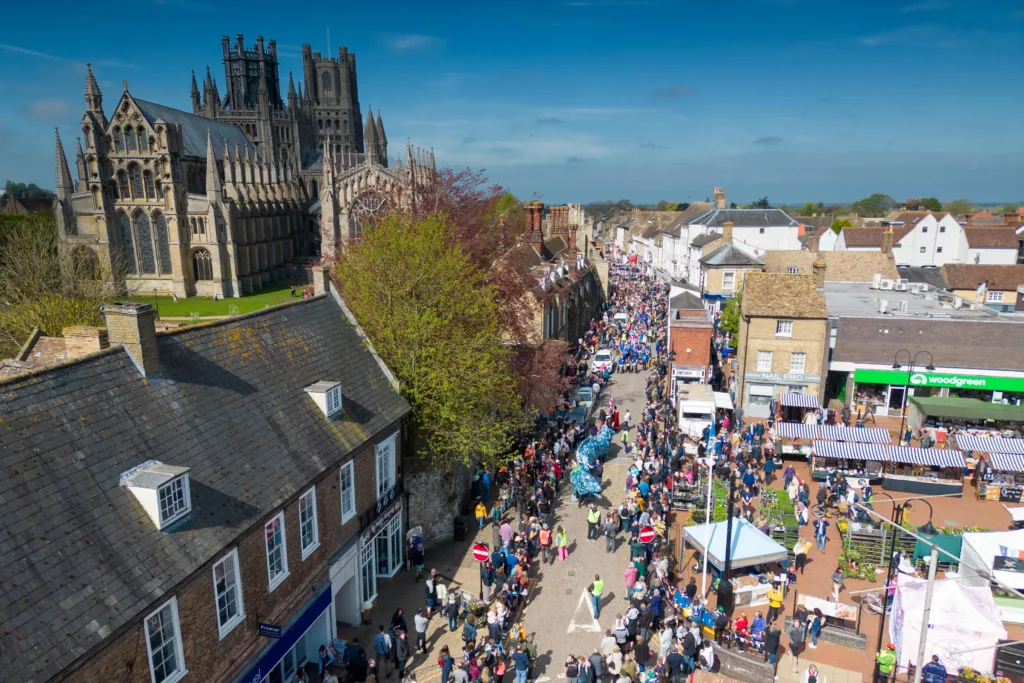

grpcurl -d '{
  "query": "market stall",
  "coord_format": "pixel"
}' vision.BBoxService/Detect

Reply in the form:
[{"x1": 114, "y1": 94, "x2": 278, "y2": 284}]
[
  {"x1": 957, "y1": 435, "x2": 1024, "y2": 454},
  {"x1": 882, "y1": 446, "x2": 965, "y2": 495},
  {"x1": 793, "y1": 593, "x2": 862, "y2": 648},
  {"x1": 977, "y1": 452, "x2": 1024, "y2": 502},
  {"x1": 779, "y1": 392, "x2": 820, "y2": 423},
  {"x1": 890, "y1": 573, "x2": 1007, "y2": 676},
  {"x1": 682, "y1": 518, "x2": 789, "y2": 607},
  {"x1": 810, "y1": 440, "x2": 886, "y2": 484},
  {"x1": 775, "y1": 422, "x2": 817, "y2": 460},
  {"x1": 958, "y1": 529, "x2": 1024, "y2": 591},
  {"x1": 818, "y1": 425, "x2": 892, "y2": 444},
  {"x1": 907, "y1": 396, "x2": 1024, "y2": 447}
]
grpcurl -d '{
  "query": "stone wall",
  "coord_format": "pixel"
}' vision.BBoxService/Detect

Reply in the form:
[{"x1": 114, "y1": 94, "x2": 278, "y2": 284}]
[{"x1": 405, "y1": 462, "x2": 474, "y2": 549}]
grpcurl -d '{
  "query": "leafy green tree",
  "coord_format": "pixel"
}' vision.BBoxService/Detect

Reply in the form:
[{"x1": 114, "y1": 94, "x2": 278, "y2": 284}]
[
  {"x1": 729, "y1": 202, "x2": 738, "y2": 209},
  {"x1": 750, "y1": 197, "x2": 771, "y2": 209},
  {"x1": 796, "y1": 202, "x2": 819, "y2": 216},
  {"x1": 335, "y1": 212, "x2": 527, "y2": 470},
  {"x1": 943, "y1": 198, "x2": 974, "y2": 217},
  {"x1": 998, "y1": 205, "x2": 1020, "y2": 214},
  {"x1": 719, "y1": 287, "x2": 742, "y2": 349},
  {"x1": 831, "y1": 218, "x2": 852, "y2": 234},
  {"x1": 848, "y1": 193, "x2": 895, "y2": 217},
  {"x1": 920, "y1": 197, "x2": 942, "y2": 211},
  {"x1": 2, "y1": 180, "x2": 54, "y2": 201}
]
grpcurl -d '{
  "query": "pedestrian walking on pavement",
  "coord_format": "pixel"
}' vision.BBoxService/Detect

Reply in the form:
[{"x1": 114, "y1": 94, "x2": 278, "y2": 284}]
[
  {"x1": 373, "y1": 626, "x2": 393, "y2": 678},
  {"x1": 476, "y1": 500, "x2": 488, "y2": 529},
  {"x1": 556, "y1": 524, "x2": 569, "y2": 561},
  {"x1": 414, "y1": 608, "x2": 430, "y2": 654},
  {"x1": 831, "y1": 566, "x2": 845, "y2": 602},
  {"x1": 590, "y1": 574, "x2": 605, "y2": 618},
  {"x1": 624, "y1": 564, "x2": 638, "y2": 600},
  {"x1": 565, "y1": 654, "x2": 580, "y2": 683},
  {"x1": 539, "y1": 523, "x2": 554, "y2": 564},
  {"x1": 411, "y1": 544, "x2": 425, "y2": 580},
  {"x1": 395, "y1": 631, "x2": 411, "y2": 681},
  {"x1": 444, "y1": 593, "x2": 460, "y2": 632},
  {"x1": 587, "y1": 504, "x2": 601, "y2": 540},
  {"x1": 603, "y1": 516, "x2": 617, "y2": 553},
  {"x1": 512, "y1": 644, "x2": 530, "y2": 683}
]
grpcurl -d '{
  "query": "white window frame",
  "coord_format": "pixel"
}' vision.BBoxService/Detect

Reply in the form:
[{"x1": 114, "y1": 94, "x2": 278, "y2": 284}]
[
  {"x1": 787, "y1": 267, "x2": 799, "y2": 274},
  {"x1": 721, "y1": 271, "x2": 736, "y2": 291},
  {"x1": 326, "y1": 385, "x2": 342, "y2": 417},
  {"x1": 987, "y1": 291, "x2": 1004, "y2": 303},
  {"x1": 212, "y1": 548, "x2": 245, "y2": 639},
  {"x1": 375, "y1": 433, "x2": 397, "y2": 500},
  {"x1": 143, "y1": 597, "x2": 187, "y2": 683},
  {"x1": 756, "y1": 350, "x2": 773, "y2": 373},
  {"x1": 340, "y1": 460, "x2": 356, "y2": 524},
  {"x1": 776, "y1": 320, "x2": 793, "y2": 337},
  {"x1": 299, "y1": 487, "x2": 320, "y2": 560},
  {"x1": 939, "y1": 225, "x2": 946, "y2": 233},
  {"x1": 789, "y1": 352, "x2": 806, "y2": 374},
  {"x1": 157, "y1": 475, "x2": 191, "y2": 529},
  {"x1": 264, "y1": 512, "x2": 289, "y2": 592},
  {"x1": 919, "y1": 247, "x2": 927, "y2": 253}
]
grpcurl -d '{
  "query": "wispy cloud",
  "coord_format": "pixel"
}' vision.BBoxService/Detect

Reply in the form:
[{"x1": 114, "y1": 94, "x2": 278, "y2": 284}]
[
  {"x1": 537, "y1": 116, "x2": 563, "y2": 125},
  {"x1": 0, "y1": 43, "x2": 138, "y2": 69},
  {"x1": 858, "y1": 24, "x2": 964, "y2": 47},
  {"x1": 640, "y1": 143, "x2": 666, "y2": 149},
  {"x1": 753, "y1": 136, "x2": 783, "y2": 146},
  {"x1": 382, "y1": 34, "x2": 443, "y2": 51},
  {"x1": 649, "y1": 83, "x2": 698, "y2": 98},
  {"x1": 900, "y1": 0, "x2": 951, "y2": 12},
  {"x1": 22, "y1": 99, "x2": 74, "y2": 124}
]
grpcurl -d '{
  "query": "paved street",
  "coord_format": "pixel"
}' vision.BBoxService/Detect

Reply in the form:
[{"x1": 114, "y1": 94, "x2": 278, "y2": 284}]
[{"x1": 520, "y1": 366, "x2": 650, "y2": 680}]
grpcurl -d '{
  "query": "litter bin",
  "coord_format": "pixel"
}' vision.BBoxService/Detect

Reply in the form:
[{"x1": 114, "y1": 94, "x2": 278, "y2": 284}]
[{"x1": 453, "y1": 515, "x2": 469, "y2": 542}]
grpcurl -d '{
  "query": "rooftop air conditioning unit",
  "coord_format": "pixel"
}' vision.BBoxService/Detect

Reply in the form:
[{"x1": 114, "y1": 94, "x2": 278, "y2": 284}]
[
  {"x1": 953, "y1": 296, "x2": 963, "y2": 309},
  {"x1": 909, "y1": 282, "x2": 928, "y2": 294},
  {"x1": 879, "y1": 279, "x2": 895, "y2": 290},
  {"x1": 879, "y1": 299, "x2": 890, "y2": 314},
  {"x1": 895, "y1": 279, "x2": 909, "y2": 291},
  {"x1": 898, "y1": 300, "x2": 910, "y2": 314},
  {"x1": 871, "y1": 273, "x2": 882, "y2": 289}
]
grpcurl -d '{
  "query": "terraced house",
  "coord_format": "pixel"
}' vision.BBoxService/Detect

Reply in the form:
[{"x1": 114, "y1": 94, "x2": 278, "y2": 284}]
[{"x1": 0, "y1": 272, "x2": 411, "y2": 683}]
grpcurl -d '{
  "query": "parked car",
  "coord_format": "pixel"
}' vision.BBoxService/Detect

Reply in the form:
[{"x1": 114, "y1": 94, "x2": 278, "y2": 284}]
[
  {"x1": 613, "y1": 312, "x2": 629, "y2": 324},
  {"x1": 574, "y1": 386, "x2": 595, "y2": 409},
  {"x1": 592, "y1": 349, "x2": 615, "y2": 374}
]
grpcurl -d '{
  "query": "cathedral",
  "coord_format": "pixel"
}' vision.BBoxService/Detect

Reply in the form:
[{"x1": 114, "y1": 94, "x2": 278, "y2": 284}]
[{"x1": 56, "y1": 34, "x2": 436, "y2": 298}]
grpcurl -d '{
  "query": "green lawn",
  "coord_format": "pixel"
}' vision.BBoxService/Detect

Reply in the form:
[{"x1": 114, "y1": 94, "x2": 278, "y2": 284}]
[{"x1": 142, "y1": 283, "x2": 305, "y2": 318}]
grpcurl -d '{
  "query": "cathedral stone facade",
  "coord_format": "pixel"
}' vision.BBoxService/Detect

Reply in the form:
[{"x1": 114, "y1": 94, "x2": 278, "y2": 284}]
[{"x1": 57, "y1": 34, "x2": 435, "y2": 298}]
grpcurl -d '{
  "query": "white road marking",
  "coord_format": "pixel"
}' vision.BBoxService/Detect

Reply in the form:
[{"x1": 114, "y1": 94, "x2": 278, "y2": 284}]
[{"x1": 567, "y1": 589, "x2": 602, "y2": 633}]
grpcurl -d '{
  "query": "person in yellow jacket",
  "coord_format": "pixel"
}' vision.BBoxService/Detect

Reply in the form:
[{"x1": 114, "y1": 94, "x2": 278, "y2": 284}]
[
  {"x1": 475, "y1": 500, "x2": 488, "y2": 529},
  {"x1": 876, "y1": 643, "x2": 897, "y2": 683},
  {"x1": 766, "y1": 586, "x2": 784, "y2": 625},
  {"x1": 555, "y1": 525, "x2": 569, "y2": 562}
]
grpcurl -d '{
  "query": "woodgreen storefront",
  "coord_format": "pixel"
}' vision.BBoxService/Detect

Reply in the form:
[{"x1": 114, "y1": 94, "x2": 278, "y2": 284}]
[{"x1": 851, "y1": 368, "x2": 1024, "y2": 417}]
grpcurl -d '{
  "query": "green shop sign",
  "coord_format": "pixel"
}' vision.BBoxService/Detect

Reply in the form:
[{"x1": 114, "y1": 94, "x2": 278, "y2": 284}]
[{"x1": 854, "y1": 368, "x2": 1024, "y2": 392}]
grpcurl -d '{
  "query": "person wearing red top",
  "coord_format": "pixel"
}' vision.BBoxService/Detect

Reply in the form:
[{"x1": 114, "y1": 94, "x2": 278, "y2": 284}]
[{"x1": 734, "y1": 613, "x2": 751, "y2": 649}]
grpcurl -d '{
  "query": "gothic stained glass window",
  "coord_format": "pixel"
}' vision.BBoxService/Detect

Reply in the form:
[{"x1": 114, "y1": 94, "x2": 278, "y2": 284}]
[
  {"x1": 126, "y1": 128, "x2": 137, "y2": 151},
  {"x1": 322, "y1": 72, "x2": 331, "y2": 91},
  {"x1": 119, "y1": 212, "x2": 137, "y2": 274},
  {"x1": 192, "y1": 249, "x2": 213, "y2": 281},
  {"x1": 135, "y1": 212, "x2": 156, "y2": 274},
  {"x1": 138, "y1": 127, "x2": 148, "y2": 150},
  {"x1": 114, "y1": 127, "x2": 125, "y2": 151},
  {"x1": 154, "y1": 213, "x2": 172, "y2": 276},
  {"x1": 144, "y1": 171, "x2": 155, "y2": 200},
  {"x1": 129, "y1": 164, "x2": 143, "y2": 199},
  {"x1": 117, "y1": 171, "x2": 129, "y2": 198}
]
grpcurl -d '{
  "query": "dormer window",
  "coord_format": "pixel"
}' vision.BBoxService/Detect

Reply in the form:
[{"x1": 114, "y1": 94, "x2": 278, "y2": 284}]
[
  {"x1": 120, "y1": 460, "x2": 192, "y2": 530},
  {"x1": 305, "y1": 381, "x2": 343, "y2": 418}
]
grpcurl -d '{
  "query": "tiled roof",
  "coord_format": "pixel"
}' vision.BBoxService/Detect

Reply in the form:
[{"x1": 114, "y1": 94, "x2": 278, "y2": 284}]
[
  {"x1": 941, "y1": 264, "x2": 1024, "y2": 291},
  {"x1": 689, "y1": 208, "x2": 798, "y2": 229},
  {"x1": 0, "y1": 296, "x2": 410, "y2": 682},
  {"x1": 134, "y1": 98, "x2": 256, "y2": 160},
  {"x1": 699, "y1": 243, "x2": 763, "y2": 267},
  {"x1": 964, "y1": 227, "x2": 1020, "y2": 249},
  {"x1": 897, "y1": 266, "x2": 949, "y2": 290},
  {"x1": 762, "y1": 250, "x2": 898, "y2": 281},
  {"x1": 544, "y1": 236, "x2": 568, "y2": 259},
  {"x1": 840, "y1": 226, "x2": 913, "y2": 247},
  {"x1": 791, "y1": 215, "x2": 834, "y2": 230},
  {"x1": 742, "y1": 272, "x2": 827, "y2": 319},
  {"x1": 670, "y1": 290, "x2": 704, "y2": 310},
  {"x1": 690, "y1": 233, "x2": 721, "y2": 248},
  {"x1": 890, "y1": 211, "x2": 952, "y2": 225}
]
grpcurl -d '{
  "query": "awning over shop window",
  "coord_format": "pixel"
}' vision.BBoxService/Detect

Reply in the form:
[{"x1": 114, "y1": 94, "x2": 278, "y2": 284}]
[
  {"x1": 988, "y1": 452, "x2": 1024, "y2": 472},
  {"x1": 818, "y1": 425, "x2": 892, "y2": 444},
  {"x1": 955, "y1": 435, "x2": 1024, "y2": 455},
  {"x1": 713, "y1": 392, "x2": 734, "y2": 411},
  {"x1": 780, "y1": 393, "x2": 819, "y2": 409},
  {"x1": 909, "y1": 396, "x2": 1024, "y2": 423},
  {"x1": 888, "y1": 446, "x2": 966, "y2": 468},
  {"x1": 813, "y1": 440, "x2": 888, "y2": 461},
  {"x1": 776, "y1": 422, "x2": 818, "y2": 439}
]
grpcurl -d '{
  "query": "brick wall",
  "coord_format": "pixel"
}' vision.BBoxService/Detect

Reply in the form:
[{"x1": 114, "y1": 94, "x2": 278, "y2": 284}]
[
  {"x1": 669, "y1": 324, "x2": 712, "y2": 369},
  {"x1": 64, "y1": 420, "x2": 402, "y2": 683}
]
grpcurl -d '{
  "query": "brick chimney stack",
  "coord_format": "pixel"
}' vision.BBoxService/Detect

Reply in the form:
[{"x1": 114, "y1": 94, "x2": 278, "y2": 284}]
[
  {"x1": 524, "y1": 201, "x2": 545, "y2": 253},
  {"x1": 714, "y1": 187, "x2": 726, "y2": 209},
  {"x1": 722, "y1": 221, "x2": 734, "y2": 244},
  {"x1": 62, "y1": 326, "x2": 109, "y2": 360},
  {"x1": 880, "y1": 226, "x2": 894, "y2": 256},
  {"x1": 812, "y1": 255, "x2": 827, "y2": 291},
  {"x1": 102, "y1": 302, "x2": 159, "y2": 377}
]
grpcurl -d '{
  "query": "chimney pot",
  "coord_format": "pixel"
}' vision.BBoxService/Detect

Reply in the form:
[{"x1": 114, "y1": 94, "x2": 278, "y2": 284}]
[
  {"x1": 812, "y1": 256, "x2": 827, "y2": 291},
  {"x1": 62, "y1": 326, "x2": 109, "y2": 360},
  {"x1": 102, "y1": 303, "x2": 159, "y2": 377}
]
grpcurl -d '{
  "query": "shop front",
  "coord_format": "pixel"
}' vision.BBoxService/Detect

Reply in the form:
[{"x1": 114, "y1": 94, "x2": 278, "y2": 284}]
[
  {"x1": 356, "y1": 493, "x2": 404, "y2": 609},
  {"x1": 672, "y1": 365, "x2": 706, "y2": 398},
  {"x1": 743, "y1": 371, "x2": 821, "y2": 420},
  {"x1": 852, "y1": 369, "x2": 1024, "y2": 418},
  {"x1": 234, "y1": 586, "x2": 333, "y2": 683}
]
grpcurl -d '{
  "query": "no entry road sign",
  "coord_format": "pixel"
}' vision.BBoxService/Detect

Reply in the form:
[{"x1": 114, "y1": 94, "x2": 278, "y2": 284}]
[
  {"x1": 472, "y1": 542, "x2": 490, "y2": 562},
  {"x1": 639, "y1": 526, "x2": 656, "y2": 544}
]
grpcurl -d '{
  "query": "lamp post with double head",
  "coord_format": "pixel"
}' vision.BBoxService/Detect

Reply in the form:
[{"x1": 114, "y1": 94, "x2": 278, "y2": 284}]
[{"x1": 891, "y1": 350, "x2": 936, "y2": 446}]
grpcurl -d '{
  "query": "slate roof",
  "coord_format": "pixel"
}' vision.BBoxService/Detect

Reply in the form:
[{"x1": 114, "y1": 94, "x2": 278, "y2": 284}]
[
  {"x1": 699, "y1": 243, "x2": 763, "y2": 267},
  {"x1": 690, "y1": 233, "x2": 721, "y2": 248},
  {"x1": 964, "y1": 227, "x2": 1020, "y2": 249},
  {"x1": 134, "y1": 98, "x2": 256, "y2": 160},
  {"x1": 689, "y1": 208, "x2": 798, "y2": 229},
  {"x1": 941, "y1": 264, "x2": 1024, "y2": 291},
  {"x1": 0, "y1": 295, "x2": 410, "y2": 682},
  {"x1": 544, "y1": 236, "x2": 568, "y2": 260},
  {"x1": 791, "y1": 215, "x2": 834, "y2": 231},
  {"x1": 897, "y1": 266, "x2": 949, "y2": 290},
  {"x1": 742, "y1": 272, "x2": 828, "y2": 319},
  {"x1": 670, "y1": 290, "x2": 705, "y2": 310},
  {"x1": 762, "y1": 251, "x2": 898, "y2": 281},
  {"x1": 841, "y1": 226, "x2": 913, "y2": 247}
]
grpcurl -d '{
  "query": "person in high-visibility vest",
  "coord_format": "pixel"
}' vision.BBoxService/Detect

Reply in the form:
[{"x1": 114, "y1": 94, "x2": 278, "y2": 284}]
[
  {"x1": 587, "y1": 504, "x2": 601, "y2": 541},
  {"x1": 589, "y1": 574, "x2": 605, "y2": 618},
  {"x1": 876, "y1": 643, "x2": 897, "y2": 683},
  {"x1": 538, "y1": 523, "x2": 554, "y2": 564}
]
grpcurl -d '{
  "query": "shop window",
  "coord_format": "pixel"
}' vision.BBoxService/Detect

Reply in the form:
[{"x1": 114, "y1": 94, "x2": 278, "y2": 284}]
[
  {"x1": 212, "y1": 549, "x2": 245, "y2": 638},
  {"x1": 299, "y1": 487, "x2": 320, "y2": 559},
  {"x1": 789, "y1": 352, "x2": 806, "y2": 374},
  {"x1": 144, "y1": 597, "x2": 186, "y2": 683},
  {"x1": 776, "y1": 320, "x2": 793, "y2": 337},
  {"x1": 360, "y1": 540, "x2": 377, "y2": 604},
  {"x1": 988, "y1": 291, "x2": 1004, "y2": 303},
  {"x1": 340, "y1": 460, "x2": 355, "y2": 523},
  {"x1": 375, "y1": 433, "x2": 396, "y2": 499},
  {"x1": 756, "y1": 350, "x2": 772, "y2": 372},
  {"x1": 265, "y1": 512, "x2": 289, "y2": 592}
]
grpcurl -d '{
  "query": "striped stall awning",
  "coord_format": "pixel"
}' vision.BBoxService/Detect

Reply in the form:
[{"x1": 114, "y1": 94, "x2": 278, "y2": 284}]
[
  {"x1": 954, "y1": 435, "x2": 1024, "y2": 455},
  {"x1": 776, "y1": 422, "x2": 818, "y2": 439},
  {"x1": 780, "y1": 393, "x2": 820, "y2": 409},
  {"x1": 988, "y1": 451, "x2": 1024, "y2": 472},
  {"x1": 818, "y1": 425, "x2": 892, "y2": 444},
  {"x1": 813, "y1": 440, "x2": 888, "y2": 461},
  {"x1": 888, "y1": 447, "x2": 966, "y2": 468}
]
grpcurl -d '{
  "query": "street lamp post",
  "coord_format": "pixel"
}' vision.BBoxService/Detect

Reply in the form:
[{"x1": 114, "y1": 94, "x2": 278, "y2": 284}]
[{"x1": 891, "y1": 350, "x2": 936, "y2": 446}]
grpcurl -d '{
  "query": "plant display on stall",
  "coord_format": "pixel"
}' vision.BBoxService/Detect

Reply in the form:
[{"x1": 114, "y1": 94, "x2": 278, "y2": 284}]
[
  {"x1": 837, "y1": 550, "x2": 877, "y2": 581},
  {"x1": 957, "y1": 667, "x2": 1008, "y2": 683},
  {"x1": 936, "y1": 525, "x2": 991, "y2": 536},
  {"x1": 686, "y1": 478, "x2": 730, "y2": 525}
]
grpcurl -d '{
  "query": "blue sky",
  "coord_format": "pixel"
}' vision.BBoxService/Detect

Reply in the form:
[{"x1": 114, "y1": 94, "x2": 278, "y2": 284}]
[{"x1": 2, "y1": 0, "x2": 1022, "y2": 205}]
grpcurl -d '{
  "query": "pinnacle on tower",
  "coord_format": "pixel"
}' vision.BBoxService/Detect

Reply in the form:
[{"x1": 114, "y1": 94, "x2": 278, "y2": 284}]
[
  {"x1": 288, "y1": 72, "x2": 297, "y2": 102},
  {"x1": 191, "y1": 70, "x2": 201, "y2": 111},
  {"x1": 84, "y1": 63, "x2": 102, "y2": 111},
  {"x1": 55, "y1": 128, "x2": 73, "y2": 198},
  {"x1": 206, "y1": 131, "x2": 221, "y2": 196},
  {"x1": 376, "y1": 110, "x2": 387, "y2": 146},
  {"x1": 364, "y1": 107, "x2": 378, "y2": 161}
]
